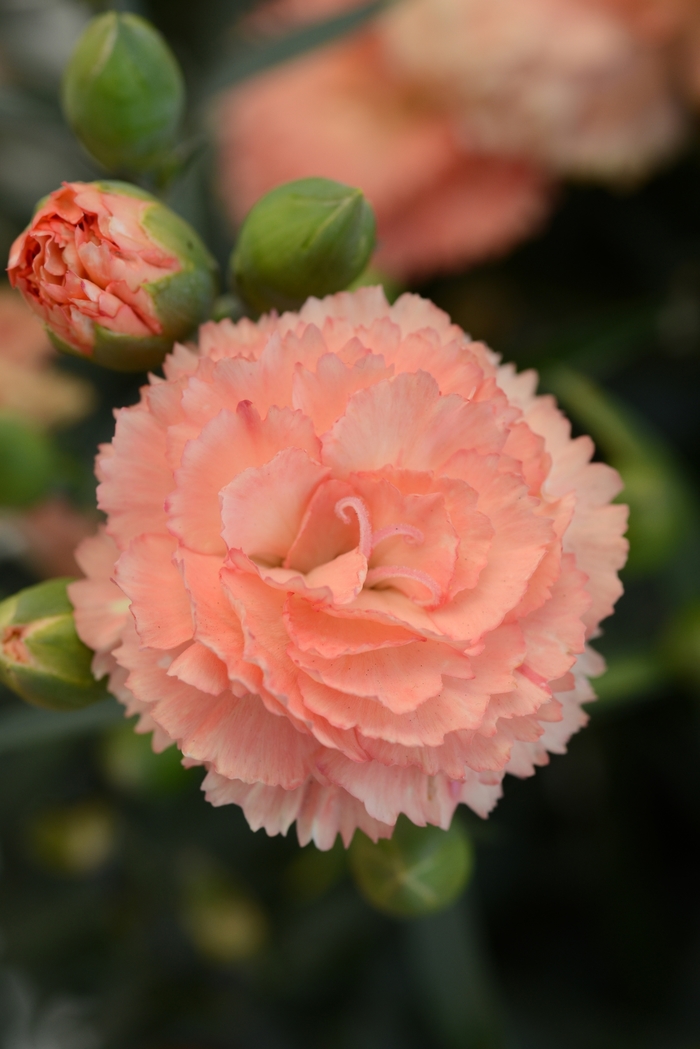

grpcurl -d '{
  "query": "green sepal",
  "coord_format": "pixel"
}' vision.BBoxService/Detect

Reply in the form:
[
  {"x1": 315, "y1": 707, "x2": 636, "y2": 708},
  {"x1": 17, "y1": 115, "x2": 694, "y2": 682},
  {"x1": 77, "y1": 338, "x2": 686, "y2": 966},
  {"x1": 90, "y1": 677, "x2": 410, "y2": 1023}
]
[{"x1": 0, "y1": 579, "x2": 109, "y2": 711}]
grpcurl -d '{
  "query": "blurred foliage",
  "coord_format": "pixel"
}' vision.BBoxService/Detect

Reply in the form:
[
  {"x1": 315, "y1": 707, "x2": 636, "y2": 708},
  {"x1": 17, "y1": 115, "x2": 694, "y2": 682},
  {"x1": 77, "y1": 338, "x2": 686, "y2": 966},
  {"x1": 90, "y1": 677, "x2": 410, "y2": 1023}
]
[
  {"x1": 0, "y1": 410, "x2": 54, "y2": 508},
  {"x1": 1, "y1": 0, "x2": 700, "y2": 1047},
  {"x1": 349, "y1": 817, "x2": 473, "y2": 919}
]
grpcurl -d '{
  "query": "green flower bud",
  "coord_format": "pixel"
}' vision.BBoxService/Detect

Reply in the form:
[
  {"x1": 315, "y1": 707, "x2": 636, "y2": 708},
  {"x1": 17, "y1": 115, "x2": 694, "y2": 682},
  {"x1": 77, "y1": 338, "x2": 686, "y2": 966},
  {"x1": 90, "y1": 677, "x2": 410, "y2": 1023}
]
[
  {"x1": 61, "y1": 12, "x2": 185, "y2": 173},
  {"x1": 0, "y1": 578, "x2": 108, "y2": 711},
  {"x1": 232, "y1": 177, "x2": 376, "y2": 314},
  {"x1": 349, "y1": 817, "x2": 474, "y2": 918},
  {"x1": 9, "y1": 180, "x2": 219, "y2": 373},
  {"x1": 0, "y1": 410, "x2": 53, "y2": 507}
]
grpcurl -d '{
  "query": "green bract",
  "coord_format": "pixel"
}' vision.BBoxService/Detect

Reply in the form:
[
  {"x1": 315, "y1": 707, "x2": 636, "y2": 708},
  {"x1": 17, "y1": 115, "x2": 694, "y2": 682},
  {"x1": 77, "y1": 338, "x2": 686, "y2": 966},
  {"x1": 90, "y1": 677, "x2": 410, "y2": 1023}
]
[
  {"x1": 0, "y1": 579, "x2": 109, "y2": 711},
  {"x1": 0, "y1": 410, "x2": 54, "y2": 507},
  {"x1": 232, "y1": 178, "x2": 376, "y2": 314},
  {"x1": 349, "y1": 817, "x2": 474, "y2": 918},
  {"x1": 61, "y1": 12, "x2": 185, "y2": 173}
]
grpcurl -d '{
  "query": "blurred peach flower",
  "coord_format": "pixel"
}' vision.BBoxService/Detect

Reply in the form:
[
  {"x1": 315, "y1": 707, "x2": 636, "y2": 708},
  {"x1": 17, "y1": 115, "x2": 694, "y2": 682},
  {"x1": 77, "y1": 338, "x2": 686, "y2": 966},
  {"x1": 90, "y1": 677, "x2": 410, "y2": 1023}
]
[
  {"x1": 0, "y1": 286, "x2": 93, "y2": 427},
  {"x1": 14, "y1": 497, "x2": 100, "y2": 578},
  {"x1": 217, "y1": 30, "x2": 554, "y2": 282},
  {"x1": 218, "y1": 0, "x2": 700, "y2": 281},
  {"x1": 69, "y1": 288, "x2": 627, "y2": 849},
  {"x1": 7, "y1": 182, "x2": 180, "y2": 358},
  {"x1": 382, "y1": 0, "x2": 686, "y2": 180},
  {"x1": 0, "y1": 287, "x2": 97, "y2": 579}
]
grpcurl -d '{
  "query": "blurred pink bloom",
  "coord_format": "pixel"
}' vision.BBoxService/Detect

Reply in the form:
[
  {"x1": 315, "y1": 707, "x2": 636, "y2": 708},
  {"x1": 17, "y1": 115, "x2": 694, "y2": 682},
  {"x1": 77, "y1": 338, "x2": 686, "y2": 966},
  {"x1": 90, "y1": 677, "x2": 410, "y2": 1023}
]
[
  {"x1": 381, "y1": 0, "x2": 687, "y2": 181},
  {"x1": 217, "y1": 34, "x2": 554, "y2": 281},
  {"x1": 0, "y1": 288, "x2": 97, "y2": 580},
  {"x1": 595, "y1": 0, "x2": 700, "y2": 104},
  {"x1": 218, "y1": 0, "x2": 699, "y2": 280},
  {"x1": 70, "y1": 288, "x2": 627, "y2": 849},
  {"x1": 7, "y1": 182, "x2": 180, "y2": 357},
  {"x1": 15, "y1": 497, "x2": 100, "y2": 579},
  {"x1": 0, "y1": 286, "x2": 94, "y2": 427}
]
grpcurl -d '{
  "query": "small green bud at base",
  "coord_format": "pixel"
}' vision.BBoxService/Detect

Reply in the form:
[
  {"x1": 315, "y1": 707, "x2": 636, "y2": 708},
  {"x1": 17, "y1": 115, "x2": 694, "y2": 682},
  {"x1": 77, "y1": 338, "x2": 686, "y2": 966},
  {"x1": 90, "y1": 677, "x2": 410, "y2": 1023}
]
[
  {"x1": 61, "y1": 12, "x2": 185, "y2": 173},
  {"x1": 349, "y1": 816, "x2": 474, "y2": 918},
  {"x1": 232, "y1": 178, "x2": 376, "y2": 315},
  {"x1": 0, "y1": 410, "x2": 54, "y2": 508},
  {"x1": 0, "y1": 579, "x2": 109, "y2": 711}
]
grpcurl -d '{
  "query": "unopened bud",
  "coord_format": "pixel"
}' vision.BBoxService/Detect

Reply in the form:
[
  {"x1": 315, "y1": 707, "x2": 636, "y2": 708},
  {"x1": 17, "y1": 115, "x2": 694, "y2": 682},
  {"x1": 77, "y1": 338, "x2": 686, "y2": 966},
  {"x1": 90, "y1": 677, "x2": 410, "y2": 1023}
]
[
  {"x1": 61, "y1": 12, "x2": 185, "y2": 174},
  {"x1": 232, "y1": 178, "x2": 376, "y2": 314},
  {"x1": 349, "y1": 816, "x2": 473, "y2": 918},
  {"x1": 0, "y1": 410, "x2": 53, "y2": 507},
  {"x1": 0, "y1": 578, "x2": 108, "y2": 710},
  {"x1": 8, "y1": 181, "x2": 218, "y2": 372}
]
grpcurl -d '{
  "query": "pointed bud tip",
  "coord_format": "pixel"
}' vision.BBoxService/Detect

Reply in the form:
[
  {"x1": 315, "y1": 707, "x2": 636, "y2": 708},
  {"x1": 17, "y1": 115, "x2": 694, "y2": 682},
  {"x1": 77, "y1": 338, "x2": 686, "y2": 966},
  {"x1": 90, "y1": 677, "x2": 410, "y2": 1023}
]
[{"x1": 232, "y1": 177, "x2": 376, "y2": 315}]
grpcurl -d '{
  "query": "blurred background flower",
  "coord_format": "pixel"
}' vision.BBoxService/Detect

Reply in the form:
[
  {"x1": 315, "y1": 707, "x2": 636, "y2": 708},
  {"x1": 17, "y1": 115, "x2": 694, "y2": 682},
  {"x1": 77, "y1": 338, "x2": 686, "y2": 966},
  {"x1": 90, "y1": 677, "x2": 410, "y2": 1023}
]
[
  {"x1": 0, "y1": 287, "x2": 96, "y2": 578},
  {"x1": 0, "y1": 287, "x2": 92, "y2": 428},
  {"x1": 0, "y1": 968, "x2": 100, "y2": 1049},
  {"x1": 217, "y1": 0, "x2": 700, "y2": 280}
]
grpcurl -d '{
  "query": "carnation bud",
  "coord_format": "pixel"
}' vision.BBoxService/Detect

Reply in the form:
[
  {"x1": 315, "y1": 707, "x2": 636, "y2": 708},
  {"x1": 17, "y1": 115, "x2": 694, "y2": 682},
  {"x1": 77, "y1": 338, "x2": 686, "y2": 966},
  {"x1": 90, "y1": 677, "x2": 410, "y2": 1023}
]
[
  {"x1": 0, "y1": 578, "x2": 108, "y2": 711},
  {"x1": 232, "y1": 178, "x2": 376, "y2": 314},
  {"x1": 61, "y1": 12, "x2": 185, "y2": 174},
  {"x1": 8, "y1": 181, "x2": 218, "y2": 372},
  {"x1": 0, "y1": 410, "x2": 53, "y2": 507},
  {"x1": 349, "y1": 817, "x2": 474, "y2": 918}
]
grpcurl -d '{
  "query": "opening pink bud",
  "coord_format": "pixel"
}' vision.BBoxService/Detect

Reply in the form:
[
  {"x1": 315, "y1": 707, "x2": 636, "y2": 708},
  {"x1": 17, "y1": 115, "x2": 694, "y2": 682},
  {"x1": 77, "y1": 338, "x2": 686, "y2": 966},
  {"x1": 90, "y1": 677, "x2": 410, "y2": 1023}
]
[{"x1": 7, "y1": 181, "x2": 218, "y2": 372}]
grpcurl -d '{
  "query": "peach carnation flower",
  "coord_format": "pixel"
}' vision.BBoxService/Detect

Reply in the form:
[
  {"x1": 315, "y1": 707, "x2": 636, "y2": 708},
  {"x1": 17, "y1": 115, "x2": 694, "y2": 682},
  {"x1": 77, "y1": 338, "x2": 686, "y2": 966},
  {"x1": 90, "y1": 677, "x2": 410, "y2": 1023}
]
[
  {"x1": 7, "y1": 182, "x2": 180, "y2": 358},
  {"x1": 217, "y1": 34, "x2": 553, "y2": 282},
  {"x1": 69, "y1": 288, "x2": 628, "y2": 849}
]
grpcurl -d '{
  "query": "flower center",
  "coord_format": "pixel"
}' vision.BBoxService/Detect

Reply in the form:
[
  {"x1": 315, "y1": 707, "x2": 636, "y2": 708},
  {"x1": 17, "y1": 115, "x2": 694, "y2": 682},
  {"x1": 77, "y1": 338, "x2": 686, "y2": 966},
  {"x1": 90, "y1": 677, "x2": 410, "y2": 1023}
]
[{"x1": 334, "y1": 496, "x2": 441, "y2": 607}]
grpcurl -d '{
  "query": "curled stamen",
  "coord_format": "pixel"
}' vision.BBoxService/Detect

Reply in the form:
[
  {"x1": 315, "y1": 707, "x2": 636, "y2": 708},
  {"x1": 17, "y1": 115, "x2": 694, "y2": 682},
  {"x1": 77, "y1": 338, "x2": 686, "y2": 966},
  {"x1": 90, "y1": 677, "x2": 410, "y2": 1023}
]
[
  {"x1": 335, "y1": 496, "x2": 372, "y2": 558},
  {"x1": 371, "y1": 523, "x2": 424, "y2": 551},
  {"x1": 364, "y1": 565, "x2": 442, "y2": 607}
]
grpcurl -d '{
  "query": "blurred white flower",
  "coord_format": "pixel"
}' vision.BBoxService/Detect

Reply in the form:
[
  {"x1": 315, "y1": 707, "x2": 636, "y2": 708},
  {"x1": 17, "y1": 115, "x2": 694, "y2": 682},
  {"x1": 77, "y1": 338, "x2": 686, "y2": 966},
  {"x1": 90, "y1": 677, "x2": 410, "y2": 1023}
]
[{"x1": 0, "y1": 970, "x2": 100, "y2": 1049}]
